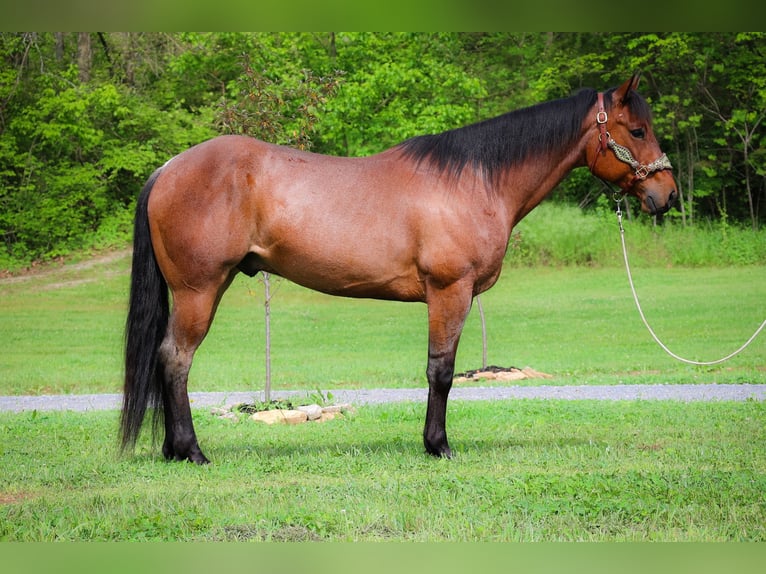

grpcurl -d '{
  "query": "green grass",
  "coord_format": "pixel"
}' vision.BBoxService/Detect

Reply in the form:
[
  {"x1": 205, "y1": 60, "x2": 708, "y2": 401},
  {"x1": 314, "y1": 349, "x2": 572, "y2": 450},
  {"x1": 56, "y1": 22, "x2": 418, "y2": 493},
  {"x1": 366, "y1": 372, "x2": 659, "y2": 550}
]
[
  {"x1": 1, "y1": 248, "x2": 765, "y2": 395},
  {"x1": 2, "y1": 239, "x2": 765, "y2": 542},
  {"x1": 1, "y1": 399, "x2": 764, "y2": 541},
  {"x1": 508, "y1": 201, "x2": 766, "y2": 267}
]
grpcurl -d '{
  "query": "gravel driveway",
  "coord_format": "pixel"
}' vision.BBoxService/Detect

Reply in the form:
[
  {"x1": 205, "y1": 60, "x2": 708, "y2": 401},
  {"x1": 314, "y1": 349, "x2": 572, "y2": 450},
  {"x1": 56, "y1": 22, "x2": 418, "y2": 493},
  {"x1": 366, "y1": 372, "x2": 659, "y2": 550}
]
[{"x1": 0, "y1": 384, "x2": 764, "y2": 413}]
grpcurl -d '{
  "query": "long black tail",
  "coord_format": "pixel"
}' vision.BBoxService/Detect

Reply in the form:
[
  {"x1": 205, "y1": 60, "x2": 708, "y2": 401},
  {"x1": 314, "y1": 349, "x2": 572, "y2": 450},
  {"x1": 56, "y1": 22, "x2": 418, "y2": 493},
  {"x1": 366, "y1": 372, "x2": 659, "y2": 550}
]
[{"x1": 120, "y1": 169, "x2": 168, "y2": 452}]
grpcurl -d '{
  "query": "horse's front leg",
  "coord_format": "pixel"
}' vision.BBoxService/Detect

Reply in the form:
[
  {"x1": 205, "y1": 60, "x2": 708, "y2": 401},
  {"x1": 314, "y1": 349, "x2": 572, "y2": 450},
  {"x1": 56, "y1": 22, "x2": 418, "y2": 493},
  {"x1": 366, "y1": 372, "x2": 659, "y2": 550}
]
[{"x1": 423, "y1": 280, "x2": 474, "y2": 458}]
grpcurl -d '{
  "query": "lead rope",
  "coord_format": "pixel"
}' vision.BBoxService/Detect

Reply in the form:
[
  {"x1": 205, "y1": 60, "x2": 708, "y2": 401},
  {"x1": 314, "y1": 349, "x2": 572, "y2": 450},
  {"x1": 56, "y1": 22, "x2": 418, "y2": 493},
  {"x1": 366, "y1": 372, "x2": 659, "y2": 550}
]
[{"x1": 616, "y1": 202, "x2": 766, "y2": 365}]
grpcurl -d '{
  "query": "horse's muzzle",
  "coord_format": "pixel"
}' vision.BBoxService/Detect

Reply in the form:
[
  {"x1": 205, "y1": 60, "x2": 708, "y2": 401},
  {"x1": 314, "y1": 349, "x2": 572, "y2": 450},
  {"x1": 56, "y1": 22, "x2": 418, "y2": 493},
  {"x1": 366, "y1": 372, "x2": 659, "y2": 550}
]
[{"x1": 645, "y1": 188, "x2": 677, "y2": 215}]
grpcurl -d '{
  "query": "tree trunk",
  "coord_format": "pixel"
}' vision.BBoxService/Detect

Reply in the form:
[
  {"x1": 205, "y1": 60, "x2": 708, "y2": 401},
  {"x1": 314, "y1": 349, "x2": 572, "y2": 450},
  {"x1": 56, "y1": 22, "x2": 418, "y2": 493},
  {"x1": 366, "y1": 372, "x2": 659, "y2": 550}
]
[
  {"x1": 475, "y1": 295, "x2": 488, "y2": 370},
  {"x1": 54, "y1": 33, "x2": 65, "y2": 61},
  {"x1": 686, "y1": 130, "x2": 696, "y2": 226},
  {"x1": 744, "y1": 144, "x2": 756, "y2": 230},
  {"x1": 673, "y1": 136, "x2": 687, "y2": 226},
  {"x1": 77, "y1": 32, "x2": 91, "y2": 83},
  {"x1": 263, "y1": 272, "x2": 272, "y2": 403}
]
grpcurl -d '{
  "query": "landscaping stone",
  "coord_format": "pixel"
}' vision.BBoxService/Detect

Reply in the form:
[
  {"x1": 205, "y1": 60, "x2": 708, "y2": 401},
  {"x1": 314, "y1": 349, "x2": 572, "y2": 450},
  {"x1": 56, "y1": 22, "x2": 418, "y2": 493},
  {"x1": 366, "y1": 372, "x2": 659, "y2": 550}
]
[
  {"x1": 250, "y1": 409, "x2": 308, "y2": 425},
  {"x1": 317, "y1": 411, "x2": 343, "y2": 423},
  {"x1": 297, "y1": 404, "x2": 323, "y2": 421},
  {"x1": 320, "y1": 404, "x2": 345, "y2": 413},
  {"x1": 211, "y1": 401, "x2": 355, "y2": 426}
]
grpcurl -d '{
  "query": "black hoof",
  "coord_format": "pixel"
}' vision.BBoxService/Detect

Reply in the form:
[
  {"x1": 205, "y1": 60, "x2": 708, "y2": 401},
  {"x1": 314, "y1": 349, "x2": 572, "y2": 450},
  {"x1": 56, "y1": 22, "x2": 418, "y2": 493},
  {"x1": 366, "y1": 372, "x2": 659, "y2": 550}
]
[
  {"x1": 163, "y1": 441, "x2": 210, "y2": 464},
  {"x1": 424, "y1": 441, "x2": 453, "y2": 459},
  {"x1": 430, "y1": 448, "x2": 452, "y2": 459},
  {"x1": 168, "y1": 452, "x2": 210, "y2": 464},
  {"x1": 186, "y1": 451, "x2": 210, "y2": 465}
]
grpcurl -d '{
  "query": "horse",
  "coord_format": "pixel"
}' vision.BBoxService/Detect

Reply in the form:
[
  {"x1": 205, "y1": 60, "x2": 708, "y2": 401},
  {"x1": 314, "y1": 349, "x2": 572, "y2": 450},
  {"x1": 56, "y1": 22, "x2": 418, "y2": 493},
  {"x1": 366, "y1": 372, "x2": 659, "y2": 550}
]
[{"x1": 121, "y1": 74, "x2": 677, "y2": 463}]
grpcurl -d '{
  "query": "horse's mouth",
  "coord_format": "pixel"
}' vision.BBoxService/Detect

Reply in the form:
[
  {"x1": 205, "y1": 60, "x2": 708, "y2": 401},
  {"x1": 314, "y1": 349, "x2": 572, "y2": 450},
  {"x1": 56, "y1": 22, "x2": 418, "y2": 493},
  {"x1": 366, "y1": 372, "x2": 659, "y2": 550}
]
[{"x1": 644, "y1": 189, "x2": 677, "y2": 215}]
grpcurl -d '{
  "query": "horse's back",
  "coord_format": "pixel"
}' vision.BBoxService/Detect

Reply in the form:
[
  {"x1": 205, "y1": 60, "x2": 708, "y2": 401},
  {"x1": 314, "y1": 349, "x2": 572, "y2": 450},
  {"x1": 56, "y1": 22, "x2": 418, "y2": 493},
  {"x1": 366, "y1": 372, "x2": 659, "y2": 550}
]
[{"x1": 146, "y1": 136, "x2": 419, "y2": 297}]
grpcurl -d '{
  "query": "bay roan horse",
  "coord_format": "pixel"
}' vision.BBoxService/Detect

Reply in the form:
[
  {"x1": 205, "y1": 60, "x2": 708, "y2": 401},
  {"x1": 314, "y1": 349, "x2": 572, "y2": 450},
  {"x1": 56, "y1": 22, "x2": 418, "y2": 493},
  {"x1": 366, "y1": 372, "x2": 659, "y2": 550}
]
[{"x1": 121, "y1": 74, "x2": 677, "y2": 463}]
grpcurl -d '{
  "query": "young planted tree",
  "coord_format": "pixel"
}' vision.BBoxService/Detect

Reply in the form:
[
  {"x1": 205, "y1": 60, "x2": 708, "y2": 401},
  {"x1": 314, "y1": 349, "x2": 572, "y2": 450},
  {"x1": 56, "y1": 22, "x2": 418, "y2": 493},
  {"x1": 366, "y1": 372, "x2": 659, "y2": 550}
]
[
  {"x1": 475, "y1": 295, "x2": 488, "y2": 370},
  {"x1": 213, "y1": 52, "x2": 341, "y2": 401}
]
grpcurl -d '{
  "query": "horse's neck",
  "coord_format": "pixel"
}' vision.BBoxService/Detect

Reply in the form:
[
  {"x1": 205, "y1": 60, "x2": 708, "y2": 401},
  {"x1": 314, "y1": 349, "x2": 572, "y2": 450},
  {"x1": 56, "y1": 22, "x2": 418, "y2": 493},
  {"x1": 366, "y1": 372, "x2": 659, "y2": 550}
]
[{"x1": 500, "y1": 135, "x2": 590, "y2": 226}]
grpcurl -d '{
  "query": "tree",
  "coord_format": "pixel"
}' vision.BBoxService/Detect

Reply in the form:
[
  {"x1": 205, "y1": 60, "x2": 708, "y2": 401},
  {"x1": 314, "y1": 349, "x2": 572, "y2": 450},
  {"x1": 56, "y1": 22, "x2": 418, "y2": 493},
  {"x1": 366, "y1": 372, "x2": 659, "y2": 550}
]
[
  {"x1": 212, "y1": 49, "x2": 341, "y2": 402},
  {"x1": 1, "y1": 32, "x2": 764, "y2": 270},
  {"x1": 699, "y1": 33, "x2": 766, "y2": 229},
  {"x1": 317, "y1": 33, "x2": 486, "y2": 157},
  {"x1": 0, "y1": 32, "x2": 214, "y2": 266},
  {"x1": 77, "y1": 32, "x2": 91, "y2": 83}
]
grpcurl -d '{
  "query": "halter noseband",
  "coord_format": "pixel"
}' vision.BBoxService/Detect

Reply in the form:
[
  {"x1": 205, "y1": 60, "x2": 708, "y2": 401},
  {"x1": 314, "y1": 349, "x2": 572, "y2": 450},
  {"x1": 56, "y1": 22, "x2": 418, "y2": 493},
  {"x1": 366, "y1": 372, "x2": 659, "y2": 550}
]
[{"x1": 590, "y1": 92, "x2": 672, "y2": 188}]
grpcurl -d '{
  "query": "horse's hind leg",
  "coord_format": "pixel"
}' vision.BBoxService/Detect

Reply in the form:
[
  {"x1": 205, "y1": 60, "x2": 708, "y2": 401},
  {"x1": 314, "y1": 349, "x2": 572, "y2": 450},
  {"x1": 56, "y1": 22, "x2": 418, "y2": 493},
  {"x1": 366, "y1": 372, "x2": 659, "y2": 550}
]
[
  {"x1": 159, "y1": 275, "x2": 235, "y2": 463},
  {"x1": 423, "y1": 279, "x2": 474, "y2": 458}
]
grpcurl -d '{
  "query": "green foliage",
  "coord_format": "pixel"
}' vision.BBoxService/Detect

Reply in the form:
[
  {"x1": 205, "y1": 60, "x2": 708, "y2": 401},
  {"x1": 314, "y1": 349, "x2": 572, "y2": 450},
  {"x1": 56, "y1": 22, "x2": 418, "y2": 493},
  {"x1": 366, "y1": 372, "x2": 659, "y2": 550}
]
[
  {"x1": 1, "y1": 32, "x2": 764, "y2": 269},
  {"x1": 318, "y1": 33, "x2": 486, "y2": 156},
  {"x1": 214, "y1": 52, "x2": 341, "y2": 149},
  {"x1": 507, "y1": 202, "x2": 618, "y2": 267},
  {"x1": 235, "y1": 389, "x2": 335, "y2": 413},
  {"x1": 0, "y1": 44, "x2": 214, "y2": 264},
  {"x1": 236, "y1": 399, "x2": 296, "y2": 413}
]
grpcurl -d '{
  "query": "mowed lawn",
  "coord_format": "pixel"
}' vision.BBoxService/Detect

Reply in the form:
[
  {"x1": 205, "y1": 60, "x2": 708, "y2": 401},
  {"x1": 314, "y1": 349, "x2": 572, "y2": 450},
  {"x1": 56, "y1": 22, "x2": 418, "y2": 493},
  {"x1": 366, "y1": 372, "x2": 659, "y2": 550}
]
[
  {"x1": 1, "y1": 252, "x2": 765, "y2": 542},
  {"x1": 0, "y1": 250, "x2": 764, "y2": 395},
  {"x1": 1, "y1": 398, "x2": 765, "y2": 541}
]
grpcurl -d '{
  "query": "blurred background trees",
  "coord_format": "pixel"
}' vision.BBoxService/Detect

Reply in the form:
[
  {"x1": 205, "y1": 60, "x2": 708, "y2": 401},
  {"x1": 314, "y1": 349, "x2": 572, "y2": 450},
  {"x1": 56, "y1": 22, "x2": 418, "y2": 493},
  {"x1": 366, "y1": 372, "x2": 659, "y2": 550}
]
[{"x1": 1, "y1": 32, "x2": 763, "y2": 267}]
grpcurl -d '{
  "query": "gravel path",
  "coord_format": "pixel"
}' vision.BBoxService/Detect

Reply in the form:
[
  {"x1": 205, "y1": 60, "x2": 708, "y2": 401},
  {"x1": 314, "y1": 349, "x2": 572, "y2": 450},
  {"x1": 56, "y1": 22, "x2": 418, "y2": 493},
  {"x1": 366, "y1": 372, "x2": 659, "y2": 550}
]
[{"x1": 0, "y1": 384, "x2": 764, "y2": 413}]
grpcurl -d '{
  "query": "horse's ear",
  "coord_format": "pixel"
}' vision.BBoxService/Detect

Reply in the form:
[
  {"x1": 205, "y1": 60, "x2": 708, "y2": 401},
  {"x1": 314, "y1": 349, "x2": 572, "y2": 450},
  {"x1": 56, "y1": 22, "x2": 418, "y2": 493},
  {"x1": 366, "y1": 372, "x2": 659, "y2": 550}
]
[{"x1": 613, "y1": 72, "x2": 641, "y2": 106}]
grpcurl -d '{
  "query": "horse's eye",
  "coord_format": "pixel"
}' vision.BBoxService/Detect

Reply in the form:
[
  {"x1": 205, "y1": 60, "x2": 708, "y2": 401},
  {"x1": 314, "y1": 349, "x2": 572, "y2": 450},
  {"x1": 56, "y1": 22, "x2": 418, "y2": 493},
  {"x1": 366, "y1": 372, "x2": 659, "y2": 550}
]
[{"x1": 630, "y1": 128, "x2": 646, "y2": 139}]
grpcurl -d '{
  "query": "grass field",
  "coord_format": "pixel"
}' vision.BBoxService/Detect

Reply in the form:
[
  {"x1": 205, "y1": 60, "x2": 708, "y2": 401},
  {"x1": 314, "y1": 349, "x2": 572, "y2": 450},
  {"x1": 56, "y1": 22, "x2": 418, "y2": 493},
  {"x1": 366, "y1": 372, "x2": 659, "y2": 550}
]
[
  {"x1": 1, "y1": 241, "x2": 765, "y2": 542},
  {"x1": 0, "y1": 249, "x2": 764, "y2": 396},
  {"x1": 1, "y1": 399, "x2": 764, "y2": 541}
]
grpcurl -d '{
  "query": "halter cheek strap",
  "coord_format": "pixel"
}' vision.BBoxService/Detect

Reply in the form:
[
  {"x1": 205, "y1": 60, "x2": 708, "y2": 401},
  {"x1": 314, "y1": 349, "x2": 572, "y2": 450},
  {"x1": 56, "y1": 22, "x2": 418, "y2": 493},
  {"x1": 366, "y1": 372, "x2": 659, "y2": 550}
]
[
  {"x1": 590, "y1": 92, "x2": 673, "y2": 187},
  {"x1": 596, "y1": 92, "x2": 609, "y2": 153}
]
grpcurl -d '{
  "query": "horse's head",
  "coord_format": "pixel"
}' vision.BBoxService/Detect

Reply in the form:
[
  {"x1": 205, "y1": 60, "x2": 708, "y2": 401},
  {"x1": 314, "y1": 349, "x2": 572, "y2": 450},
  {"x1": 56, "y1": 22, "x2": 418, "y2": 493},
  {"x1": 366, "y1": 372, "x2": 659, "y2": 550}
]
[{"x1": 587, "y1": 74, "x2": 677, "y2": 215}]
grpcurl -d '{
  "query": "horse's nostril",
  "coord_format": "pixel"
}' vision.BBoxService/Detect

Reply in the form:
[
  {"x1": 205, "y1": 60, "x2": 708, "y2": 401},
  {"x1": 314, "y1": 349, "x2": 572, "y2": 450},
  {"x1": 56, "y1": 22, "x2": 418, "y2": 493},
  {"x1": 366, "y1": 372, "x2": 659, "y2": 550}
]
[{"x1": 669, "y1": 189, "x2": 678, "y2": 205}]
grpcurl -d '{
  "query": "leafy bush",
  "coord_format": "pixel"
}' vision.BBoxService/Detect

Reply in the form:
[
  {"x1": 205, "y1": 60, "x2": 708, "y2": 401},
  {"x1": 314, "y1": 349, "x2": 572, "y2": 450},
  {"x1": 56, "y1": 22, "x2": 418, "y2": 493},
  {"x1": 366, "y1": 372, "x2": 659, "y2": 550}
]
[
  {"x1": 507, "y1": 202, "x2": 619, "y2": 267},
  {"x1": 0, "y1": 78, "x2": 214, "y2": 268},
  {"x1": 2, "y1": 33, "x2": 764, "y2": 270}
]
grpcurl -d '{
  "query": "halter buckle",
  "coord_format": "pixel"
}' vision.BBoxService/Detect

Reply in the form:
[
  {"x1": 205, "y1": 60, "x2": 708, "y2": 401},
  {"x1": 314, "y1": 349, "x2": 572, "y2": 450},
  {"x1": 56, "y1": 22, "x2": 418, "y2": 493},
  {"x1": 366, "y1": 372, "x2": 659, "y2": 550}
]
[
  {"x1": 596, "y1": 110, "x2": 608, "y2": 124},
  {"x1": 634, "y1": 165, "x2": 650, "y2": 180}
]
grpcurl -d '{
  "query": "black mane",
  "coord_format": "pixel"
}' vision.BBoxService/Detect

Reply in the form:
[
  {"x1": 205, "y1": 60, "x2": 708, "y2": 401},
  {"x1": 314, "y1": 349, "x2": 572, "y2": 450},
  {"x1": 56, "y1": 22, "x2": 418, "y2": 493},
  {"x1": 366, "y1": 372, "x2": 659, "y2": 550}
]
[{"x1": 397, "y1": 86, "x2": 652, "y2": 189}]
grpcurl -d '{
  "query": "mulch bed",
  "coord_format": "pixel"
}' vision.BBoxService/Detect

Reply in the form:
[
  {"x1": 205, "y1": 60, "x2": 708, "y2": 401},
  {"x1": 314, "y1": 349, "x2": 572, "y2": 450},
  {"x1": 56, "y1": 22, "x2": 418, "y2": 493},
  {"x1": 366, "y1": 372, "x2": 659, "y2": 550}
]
[{"x1": 453, "y1": 365, "x2": 553, "y2": 383}]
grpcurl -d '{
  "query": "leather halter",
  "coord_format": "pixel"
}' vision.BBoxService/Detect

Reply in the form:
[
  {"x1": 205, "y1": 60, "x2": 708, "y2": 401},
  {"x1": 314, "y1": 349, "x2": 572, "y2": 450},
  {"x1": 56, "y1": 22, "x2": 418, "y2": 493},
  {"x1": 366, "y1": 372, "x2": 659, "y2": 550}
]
[{"x1": 590, "y1": 92, "x2": 672, "y2": 188}]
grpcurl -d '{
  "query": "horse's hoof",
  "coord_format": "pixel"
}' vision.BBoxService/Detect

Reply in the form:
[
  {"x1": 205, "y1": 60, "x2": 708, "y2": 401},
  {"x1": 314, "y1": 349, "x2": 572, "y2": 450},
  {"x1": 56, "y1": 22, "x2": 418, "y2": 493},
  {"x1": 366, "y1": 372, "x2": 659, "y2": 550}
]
[
  {"x1": 189, "y1": 453, "x2": 211, "y2": 465},
  {"x1": 178, "y1": 449, "x2": 210, "y2": 464},
  {"x1": 425, "y1": 442, "x2": 452, "y2": 459},
  {"x1": 165, "y1": 442, "x2": 210, "y2": 464}
]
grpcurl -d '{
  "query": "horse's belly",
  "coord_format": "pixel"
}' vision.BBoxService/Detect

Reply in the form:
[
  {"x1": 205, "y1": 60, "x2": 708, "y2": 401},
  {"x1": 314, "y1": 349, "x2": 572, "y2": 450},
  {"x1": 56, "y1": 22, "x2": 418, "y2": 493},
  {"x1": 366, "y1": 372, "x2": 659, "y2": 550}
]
[
  {"x1": 251, "y1": 200, "x2": 425, "y2": 301},
  {"x1": 271, "y1": 252, "x2": 425, "y2": 302}
]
